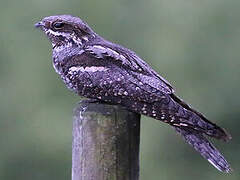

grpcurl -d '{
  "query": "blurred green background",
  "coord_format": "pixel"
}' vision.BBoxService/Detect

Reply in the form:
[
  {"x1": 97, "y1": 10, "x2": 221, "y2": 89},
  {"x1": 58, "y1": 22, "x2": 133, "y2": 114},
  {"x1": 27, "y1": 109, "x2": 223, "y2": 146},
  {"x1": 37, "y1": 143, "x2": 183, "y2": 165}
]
[{"x1": 0, "y1": 0, "x2": 239, "y2": 179}]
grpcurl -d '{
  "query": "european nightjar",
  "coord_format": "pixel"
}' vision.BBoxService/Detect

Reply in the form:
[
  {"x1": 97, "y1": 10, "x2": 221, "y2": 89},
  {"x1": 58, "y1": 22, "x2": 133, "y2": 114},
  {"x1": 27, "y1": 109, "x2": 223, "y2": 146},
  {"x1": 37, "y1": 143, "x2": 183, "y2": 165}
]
[{"x1": 35, "y1": 14, "x2": 232, "y2": 173}]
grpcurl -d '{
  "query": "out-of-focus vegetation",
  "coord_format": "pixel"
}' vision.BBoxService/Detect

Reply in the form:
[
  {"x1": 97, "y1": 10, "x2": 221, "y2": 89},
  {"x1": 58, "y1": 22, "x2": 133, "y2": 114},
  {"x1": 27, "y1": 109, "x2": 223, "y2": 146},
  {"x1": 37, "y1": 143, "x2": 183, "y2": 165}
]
[{"x1": 0, "y1": 0, "x2": 239, "y2": 179}]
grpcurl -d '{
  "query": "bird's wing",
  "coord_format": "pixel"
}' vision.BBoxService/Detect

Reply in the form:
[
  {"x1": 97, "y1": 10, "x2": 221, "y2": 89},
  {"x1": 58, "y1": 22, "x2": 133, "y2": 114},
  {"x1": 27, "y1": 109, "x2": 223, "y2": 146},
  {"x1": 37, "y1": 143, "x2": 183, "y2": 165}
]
[
  {"x1": 82, "y1": 44, "x2": 231, "y2": 141},
  {"x1": 84, "y1": 43, "x2": 174, "y2": 94},
  {"x1": 79, "y1": 44, "x2": 230, "y2": 139}
]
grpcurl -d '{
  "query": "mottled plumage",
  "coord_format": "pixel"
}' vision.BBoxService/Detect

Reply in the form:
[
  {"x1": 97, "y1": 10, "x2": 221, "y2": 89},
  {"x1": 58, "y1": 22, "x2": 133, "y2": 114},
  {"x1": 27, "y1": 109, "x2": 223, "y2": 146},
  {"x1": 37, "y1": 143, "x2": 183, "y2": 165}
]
[{"x1": 35, "y1": 14, "x2": 232, "y2": 172}]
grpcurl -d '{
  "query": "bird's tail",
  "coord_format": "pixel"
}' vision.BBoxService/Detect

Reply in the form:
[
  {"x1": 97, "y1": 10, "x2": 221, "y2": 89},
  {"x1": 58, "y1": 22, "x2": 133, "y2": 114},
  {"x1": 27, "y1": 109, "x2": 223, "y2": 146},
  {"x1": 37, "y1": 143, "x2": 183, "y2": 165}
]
[{"x1": 175, "y1": 127, "x2": 232, "y2": 173}]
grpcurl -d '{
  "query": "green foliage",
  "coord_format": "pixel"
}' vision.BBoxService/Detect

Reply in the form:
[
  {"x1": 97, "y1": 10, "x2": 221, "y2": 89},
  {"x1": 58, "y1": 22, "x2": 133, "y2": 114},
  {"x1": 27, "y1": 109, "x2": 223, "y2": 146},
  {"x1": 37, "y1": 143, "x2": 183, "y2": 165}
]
[{"x1": 0, "y1": 0, "x2": 239, "y2": 179}]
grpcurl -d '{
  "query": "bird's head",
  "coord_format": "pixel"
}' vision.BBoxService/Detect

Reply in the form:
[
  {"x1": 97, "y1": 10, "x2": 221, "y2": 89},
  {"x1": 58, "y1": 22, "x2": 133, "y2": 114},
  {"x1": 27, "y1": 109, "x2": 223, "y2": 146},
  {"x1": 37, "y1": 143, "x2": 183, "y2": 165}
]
[{"x1": 35, "y1": 15, "x2": 95, "y2": 49}]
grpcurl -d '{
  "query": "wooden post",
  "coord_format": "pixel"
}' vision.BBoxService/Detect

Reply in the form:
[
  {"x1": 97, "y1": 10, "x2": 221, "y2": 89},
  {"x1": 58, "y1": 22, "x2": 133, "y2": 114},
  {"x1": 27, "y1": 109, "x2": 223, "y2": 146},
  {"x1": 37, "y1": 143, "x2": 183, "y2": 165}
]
[{"x1": 72, "y1": 100, "x2": 141, "y2": 180}]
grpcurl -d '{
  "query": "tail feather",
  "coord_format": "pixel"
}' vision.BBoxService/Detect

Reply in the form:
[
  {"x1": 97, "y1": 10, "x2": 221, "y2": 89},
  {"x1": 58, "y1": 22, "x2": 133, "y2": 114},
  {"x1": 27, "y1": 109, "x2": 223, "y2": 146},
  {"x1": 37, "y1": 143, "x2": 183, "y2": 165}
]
[{"x1": 175, "y1": 127, "x2": 232, "y2": 173}]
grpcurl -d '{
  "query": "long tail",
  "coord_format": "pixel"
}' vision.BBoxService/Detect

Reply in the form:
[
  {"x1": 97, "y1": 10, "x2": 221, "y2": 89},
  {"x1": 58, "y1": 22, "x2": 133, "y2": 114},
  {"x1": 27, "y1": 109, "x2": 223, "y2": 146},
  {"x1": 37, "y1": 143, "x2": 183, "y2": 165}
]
[
  {"x1": 119, "y1": 93, "x2": 232, "y2": 172},
  {"x1": 175, "y1": 127, "x2": 232, "y2": 173}
]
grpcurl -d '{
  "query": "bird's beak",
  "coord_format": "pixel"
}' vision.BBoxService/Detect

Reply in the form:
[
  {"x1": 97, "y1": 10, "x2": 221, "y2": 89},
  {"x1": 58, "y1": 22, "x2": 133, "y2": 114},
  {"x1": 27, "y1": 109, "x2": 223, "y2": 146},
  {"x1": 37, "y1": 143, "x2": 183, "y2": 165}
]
[{"x1": 34, "y1": 21, "x2": 44, "y2": 28}]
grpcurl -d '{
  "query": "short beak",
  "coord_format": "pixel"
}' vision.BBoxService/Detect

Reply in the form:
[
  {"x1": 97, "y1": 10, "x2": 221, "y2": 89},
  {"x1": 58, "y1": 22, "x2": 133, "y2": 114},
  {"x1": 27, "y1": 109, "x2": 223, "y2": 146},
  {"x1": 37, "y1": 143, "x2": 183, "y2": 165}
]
[{"x1": 34, "y1": 21, "x2": 44, "y2": 28}]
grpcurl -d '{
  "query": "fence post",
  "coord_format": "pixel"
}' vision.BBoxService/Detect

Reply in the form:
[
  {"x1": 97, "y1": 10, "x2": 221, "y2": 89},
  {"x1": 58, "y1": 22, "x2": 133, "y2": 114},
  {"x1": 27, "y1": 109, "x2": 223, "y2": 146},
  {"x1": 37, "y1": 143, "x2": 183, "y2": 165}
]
[{"x1": 72, "y1": 101, "x2": 141, "y2": 180}]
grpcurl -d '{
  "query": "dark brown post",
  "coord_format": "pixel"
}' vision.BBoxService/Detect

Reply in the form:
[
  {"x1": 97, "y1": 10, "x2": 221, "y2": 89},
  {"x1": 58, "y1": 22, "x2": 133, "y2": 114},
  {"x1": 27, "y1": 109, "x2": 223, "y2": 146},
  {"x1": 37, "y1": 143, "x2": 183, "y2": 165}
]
[{"x1": 72, "y1": 101, "x2": 140, "y2": 180}]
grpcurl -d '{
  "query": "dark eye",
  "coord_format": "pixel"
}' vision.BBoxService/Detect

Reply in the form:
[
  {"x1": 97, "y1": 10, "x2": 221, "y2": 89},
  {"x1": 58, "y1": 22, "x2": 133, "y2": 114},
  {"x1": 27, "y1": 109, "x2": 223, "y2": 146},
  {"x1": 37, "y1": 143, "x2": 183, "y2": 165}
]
[{"x1": 52, "y1": 22, "x2": 64, "y2": 29}]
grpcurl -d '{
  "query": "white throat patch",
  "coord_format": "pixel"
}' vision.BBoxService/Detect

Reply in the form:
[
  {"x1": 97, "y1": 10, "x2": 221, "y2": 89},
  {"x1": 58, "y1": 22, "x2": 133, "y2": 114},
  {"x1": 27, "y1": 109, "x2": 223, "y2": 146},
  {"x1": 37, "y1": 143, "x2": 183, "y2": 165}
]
[{"x1": 54, "y1": 42, "x2": 73, "y2": 52}]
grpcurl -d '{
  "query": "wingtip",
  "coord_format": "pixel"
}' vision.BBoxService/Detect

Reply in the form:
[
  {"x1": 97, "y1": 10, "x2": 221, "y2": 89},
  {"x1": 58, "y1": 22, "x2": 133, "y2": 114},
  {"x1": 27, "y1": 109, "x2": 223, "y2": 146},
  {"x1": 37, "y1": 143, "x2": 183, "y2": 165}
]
[{"x1": 219, "y1": 127, "x2": 232, "y2": 142}]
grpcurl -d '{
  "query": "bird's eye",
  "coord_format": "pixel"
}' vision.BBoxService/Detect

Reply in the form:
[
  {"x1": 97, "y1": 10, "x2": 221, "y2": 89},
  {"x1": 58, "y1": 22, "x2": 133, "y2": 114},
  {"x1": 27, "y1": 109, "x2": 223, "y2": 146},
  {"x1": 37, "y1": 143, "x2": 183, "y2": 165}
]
[{"x1": 52, "y1": 22, "x2": 64, "y2": 30}]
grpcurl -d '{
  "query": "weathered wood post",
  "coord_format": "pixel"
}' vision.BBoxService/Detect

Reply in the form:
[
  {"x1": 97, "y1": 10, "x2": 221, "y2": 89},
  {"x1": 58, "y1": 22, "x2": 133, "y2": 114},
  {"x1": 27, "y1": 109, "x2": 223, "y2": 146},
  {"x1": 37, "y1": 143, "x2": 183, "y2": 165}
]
[{"x1": 72, "y1": 101, "x2": 141, "y2": 180}]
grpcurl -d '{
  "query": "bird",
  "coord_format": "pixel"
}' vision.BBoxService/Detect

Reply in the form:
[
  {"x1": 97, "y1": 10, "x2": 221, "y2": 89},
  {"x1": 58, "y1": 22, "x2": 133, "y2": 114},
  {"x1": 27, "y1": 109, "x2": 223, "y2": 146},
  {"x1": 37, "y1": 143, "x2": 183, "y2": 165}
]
[{"x1": 35, "y1": 14, "x2": 232, "y2": 173}]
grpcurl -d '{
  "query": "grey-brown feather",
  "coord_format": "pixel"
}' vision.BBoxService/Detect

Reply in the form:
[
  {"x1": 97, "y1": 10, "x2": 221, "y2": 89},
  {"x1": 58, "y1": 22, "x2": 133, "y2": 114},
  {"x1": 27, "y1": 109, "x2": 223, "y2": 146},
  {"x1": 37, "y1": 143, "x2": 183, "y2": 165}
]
[{"x1": 36, "y1": 14, "x2": 232, "y2": 173}]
